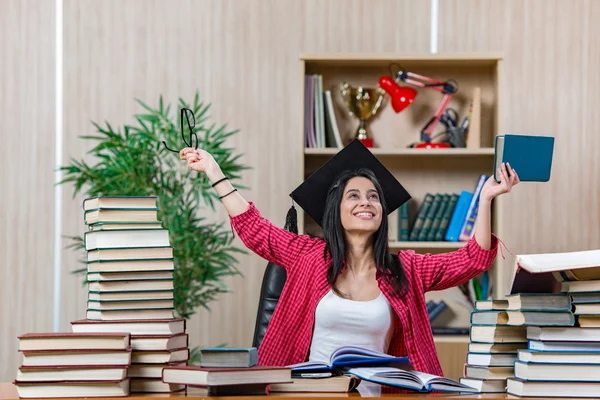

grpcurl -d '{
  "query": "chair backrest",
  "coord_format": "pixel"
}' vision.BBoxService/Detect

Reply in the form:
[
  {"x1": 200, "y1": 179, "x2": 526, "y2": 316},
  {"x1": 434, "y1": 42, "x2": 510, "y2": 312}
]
[{"x1": 251, "y1": 261, "x2": 287, "y2": 349}]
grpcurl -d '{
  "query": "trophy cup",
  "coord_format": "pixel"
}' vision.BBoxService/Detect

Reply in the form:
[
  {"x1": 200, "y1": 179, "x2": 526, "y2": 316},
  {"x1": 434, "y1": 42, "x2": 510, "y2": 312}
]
[{"x1": 339, "y1": 82, "x2": 385, "y2": 148}]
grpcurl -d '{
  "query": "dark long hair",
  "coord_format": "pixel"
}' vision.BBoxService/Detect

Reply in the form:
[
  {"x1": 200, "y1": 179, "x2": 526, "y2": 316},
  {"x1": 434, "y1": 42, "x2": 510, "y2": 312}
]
[{"x1": 321, "y1": 168, "x2": 408, "y2": 296}]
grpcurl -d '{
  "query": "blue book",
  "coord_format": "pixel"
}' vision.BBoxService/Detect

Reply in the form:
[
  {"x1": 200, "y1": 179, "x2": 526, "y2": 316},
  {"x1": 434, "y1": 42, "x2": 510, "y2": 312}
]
[
  {"x1": 345, "y1": 367, "x2": 477, "y2": 393},
  {"x1": 459, "y1": 174, "x2": 487, "y2": 241},
  {"x1": 200, "y1": 347, "x2": 258, "y2": 368},
  {"x1": 444, "y1": 191, "x2": 473, "y2": 242},
  {"x1": 288, "y1": 345, "x2": 411, "y2": 372},
  {"x1": 428, "y1": 301, "x2": 448, "y2": 322},
  {"x1": 426, "y1": 300, "x2": 437, "y2": 315},
  {"x1": 494, "y1": 134, "x2": 555, "y2": 182}
]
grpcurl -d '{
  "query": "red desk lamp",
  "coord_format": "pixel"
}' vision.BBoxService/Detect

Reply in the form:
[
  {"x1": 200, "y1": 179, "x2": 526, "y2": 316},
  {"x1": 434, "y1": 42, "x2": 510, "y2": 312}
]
[{"x1": 379, "y1": 64, "x2": 458, "y2": 148}]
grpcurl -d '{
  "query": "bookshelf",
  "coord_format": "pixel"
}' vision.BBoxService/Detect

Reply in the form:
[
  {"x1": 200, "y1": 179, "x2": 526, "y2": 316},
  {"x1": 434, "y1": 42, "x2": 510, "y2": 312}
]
[{"x1": 299, "y1": 53, "x2": 505, "y2": 379}]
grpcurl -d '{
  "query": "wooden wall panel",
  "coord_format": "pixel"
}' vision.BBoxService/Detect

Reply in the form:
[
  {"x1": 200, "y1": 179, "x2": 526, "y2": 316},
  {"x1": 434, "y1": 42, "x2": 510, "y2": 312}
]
[
  {"x1": 61, "y1": 0, "x2": 431, "y2": 353},
  {"x1": 0, "y1": 0, "x2": 55, "y2": 382},
  {"x1": 439, "y1": 0, "x2": 600, "y2": 292}
]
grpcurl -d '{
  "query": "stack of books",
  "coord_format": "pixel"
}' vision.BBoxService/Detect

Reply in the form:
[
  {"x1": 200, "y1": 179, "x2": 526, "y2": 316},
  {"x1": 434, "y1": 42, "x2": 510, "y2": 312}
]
[
  {"x1": 77, "y1": 196, "x2": 189, "y2": 393},
  {"x1": 505, "y1": 249, "x2": 600, "y2": 397},
  {"x1": 461, "y1": 293, "x2": 575, "y2": 393},
  {"x1": 163, "y1": 347, "x2": 293, "y2": 395},
  {"x1": 459, "y1": 298, "x2": 528, "y2": 393},
  {"x1": 13, "y1": 333, "x2": 131, "y2": 398}
]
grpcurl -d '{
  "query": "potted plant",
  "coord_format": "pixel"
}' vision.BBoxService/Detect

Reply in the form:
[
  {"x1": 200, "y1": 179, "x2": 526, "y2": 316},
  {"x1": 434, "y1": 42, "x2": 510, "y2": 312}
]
[{"x1": 60, "y1": 92, "x2": 248, "y2": 361}]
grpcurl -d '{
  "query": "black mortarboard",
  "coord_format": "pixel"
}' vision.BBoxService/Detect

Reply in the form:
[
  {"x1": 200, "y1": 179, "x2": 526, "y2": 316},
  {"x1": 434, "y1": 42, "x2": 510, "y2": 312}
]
[{"x1": 288, "y1": 139, "x2": 411, "y2": 230}]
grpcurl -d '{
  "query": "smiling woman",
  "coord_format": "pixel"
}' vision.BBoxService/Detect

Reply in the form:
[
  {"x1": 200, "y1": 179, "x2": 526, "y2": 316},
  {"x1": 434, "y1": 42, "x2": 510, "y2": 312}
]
[{"x1": 179, "y1": 139, "x2": 517, "y2": 383}]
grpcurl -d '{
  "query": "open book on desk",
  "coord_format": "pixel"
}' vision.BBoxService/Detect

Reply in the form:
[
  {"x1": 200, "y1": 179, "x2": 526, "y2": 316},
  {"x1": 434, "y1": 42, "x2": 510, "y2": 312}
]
[
  {"x1": 346, "y1": 367, "x2": 478, "y2": 393},
  {"x1": 287, "y1": 346, "x2": 411, "y2": 373}
]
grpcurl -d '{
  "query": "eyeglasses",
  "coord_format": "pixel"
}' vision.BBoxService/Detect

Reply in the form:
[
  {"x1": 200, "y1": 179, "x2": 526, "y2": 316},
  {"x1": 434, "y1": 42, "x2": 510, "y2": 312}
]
[{"x1": 163, "y1": 108, "x2": 198, "y2": 153}]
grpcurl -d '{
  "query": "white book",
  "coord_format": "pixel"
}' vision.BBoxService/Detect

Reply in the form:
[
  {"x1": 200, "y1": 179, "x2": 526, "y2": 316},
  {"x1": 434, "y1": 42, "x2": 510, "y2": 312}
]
[
  {"x1": 130, "y1": 378, "x2": 185, "y2": 393},
  {"x1": 14, "y1": 379, "x2": 130, "y2": 398},
  {"x1": 21, "y1": 350, "x2": 132, "y2": 367},
  {"x1": 132, "y1": 348, "x2": 189, "y2": 364},
  {"x1": 86, "y1": 308, "x2": 174, "y2": 321},
  {"x1": 131, "y1": 333, "x2": 189, "y2": 351},
  {"x1": 459, "y1": 378, "x2": 506, "y2": 393},
  {"x1": 508, "y1": 378, "x2": 600, "y2": 398},
  {"x1": 71, "y1": 318, "x2": 185, "y2": 335},
  {"x1": 84, "y1": 229, "x2": 170, "y2": 250},
  {"x1": 324, "y1": 90, "x2": 343, "y2": 148},
  {"x1": 508, "y1": 249, "x2": 600, "y2": 295},
  {"x1": 17, "y1": 366, "x2": 127, "y2": 382}
]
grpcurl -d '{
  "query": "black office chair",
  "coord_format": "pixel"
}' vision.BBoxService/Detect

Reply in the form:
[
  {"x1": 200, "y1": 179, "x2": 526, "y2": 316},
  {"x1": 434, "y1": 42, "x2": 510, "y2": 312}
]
[
  {"x1": 251, "y1": 206, "x2": 297, "y2": 349},
  {"x1": 251, "y1": 261, "x2": 287, "y2": 348}
]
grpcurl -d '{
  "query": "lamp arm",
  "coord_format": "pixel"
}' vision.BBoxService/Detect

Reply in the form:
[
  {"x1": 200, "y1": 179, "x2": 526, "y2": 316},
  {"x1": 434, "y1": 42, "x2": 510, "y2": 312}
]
[{"x1": 421, "y1": 92, "x2": 455, "y2": 141}]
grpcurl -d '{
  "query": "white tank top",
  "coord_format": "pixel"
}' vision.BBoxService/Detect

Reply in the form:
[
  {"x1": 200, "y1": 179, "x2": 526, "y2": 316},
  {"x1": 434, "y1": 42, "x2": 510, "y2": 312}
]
[{"x1": 308, "y1": 289, "x2": 395, "y2": 364}]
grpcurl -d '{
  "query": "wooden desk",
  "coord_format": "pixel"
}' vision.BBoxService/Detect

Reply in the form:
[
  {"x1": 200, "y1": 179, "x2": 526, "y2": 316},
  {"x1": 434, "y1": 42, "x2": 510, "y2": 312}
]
[{"x1": 0, "y1": 383, "x2": 516, "y2": 400}]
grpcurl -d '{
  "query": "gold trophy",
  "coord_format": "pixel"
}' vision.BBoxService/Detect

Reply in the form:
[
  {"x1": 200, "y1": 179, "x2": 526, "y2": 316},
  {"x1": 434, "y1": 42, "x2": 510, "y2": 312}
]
[{"x1": 339, "y1": 82, "x2": 385, "y2": 148}]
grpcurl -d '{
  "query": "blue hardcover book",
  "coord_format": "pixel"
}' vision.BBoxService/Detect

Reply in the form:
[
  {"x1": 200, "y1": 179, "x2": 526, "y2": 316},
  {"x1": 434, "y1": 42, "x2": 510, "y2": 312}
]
[
  {"x1": 426, "y1": 300, "x2": 437, "y2": 315},
  {"x1": 494, "y1": 134, "x2": 555, "y2": 183},
  {"x1": 428, "y1": 301, "x2": 448, "y2": 322},
  {"x1": 444, "y1": 191, "x2": 473, "y2": 242},
  {"x1": 200, "y1": 347, "x2": 258, "y2": 368},
  {"x1": 288, "y1": 345, "x2": 411, "y2": 372},
  {"x1": 458, "y1": 175, "x2": 487, "y2": 241}
]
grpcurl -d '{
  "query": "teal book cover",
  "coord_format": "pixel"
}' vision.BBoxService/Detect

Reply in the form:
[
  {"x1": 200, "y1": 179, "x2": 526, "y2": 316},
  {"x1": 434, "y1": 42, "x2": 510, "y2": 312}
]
[{"x1": 494, "y1": 134, "x2": 555, "y2": 183}]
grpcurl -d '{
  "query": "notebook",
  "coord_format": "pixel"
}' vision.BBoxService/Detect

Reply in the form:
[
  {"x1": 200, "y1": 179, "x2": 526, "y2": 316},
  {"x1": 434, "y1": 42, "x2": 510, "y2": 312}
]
[{"x1": 493, "y1": 134, "x2": 555, "y2": 183}]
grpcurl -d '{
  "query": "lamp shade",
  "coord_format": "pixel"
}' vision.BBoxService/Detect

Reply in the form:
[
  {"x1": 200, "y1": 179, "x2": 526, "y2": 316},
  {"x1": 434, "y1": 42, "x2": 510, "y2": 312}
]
[{"x1": 378, "y1": 75, "x2": 417, "y2": 113}]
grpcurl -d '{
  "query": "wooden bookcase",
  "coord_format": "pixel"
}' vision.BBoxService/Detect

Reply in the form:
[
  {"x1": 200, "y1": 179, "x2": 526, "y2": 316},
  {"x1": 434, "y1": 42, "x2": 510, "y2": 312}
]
[{"x1": 298, "y1": 53, "x2": 505, "y2": 380}]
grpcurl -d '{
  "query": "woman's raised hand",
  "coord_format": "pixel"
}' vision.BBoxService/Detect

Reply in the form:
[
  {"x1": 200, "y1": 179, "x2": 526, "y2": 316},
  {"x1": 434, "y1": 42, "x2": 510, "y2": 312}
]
[{"x1": 180, "y1": 147, "x2": 219, "y2": 176}]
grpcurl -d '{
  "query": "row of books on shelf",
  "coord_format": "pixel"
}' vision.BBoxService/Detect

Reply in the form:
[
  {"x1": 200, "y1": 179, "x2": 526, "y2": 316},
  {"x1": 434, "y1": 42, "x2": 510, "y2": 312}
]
[
  {"x1": 459, "y1": 248, "x2": 600, "y2": 397},
  {"x1": 304, "y1": 74, "x2": 344, "y2": 149},
  {"x1": 391, "y1": 174, "x2": 487, "y2": 242}
]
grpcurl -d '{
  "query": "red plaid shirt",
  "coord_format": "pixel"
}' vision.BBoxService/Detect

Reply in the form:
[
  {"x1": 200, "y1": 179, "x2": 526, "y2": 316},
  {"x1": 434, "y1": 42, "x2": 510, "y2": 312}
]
[{"x1": 231, "y1": 202, "x2": 498, "y2": 376}]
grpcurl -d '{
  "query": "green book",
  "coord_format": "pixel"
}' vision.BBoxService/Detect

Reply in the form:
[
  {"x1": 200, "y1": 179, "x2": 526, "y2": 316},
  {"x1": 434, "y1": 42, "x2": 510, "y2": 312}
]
[
  {"x1": 434, "y1": 194, "x2": 459, "y2": 241},
  {"x1": 409, "y1": 194, "x2": 433, "y2": 241},
  {"x1": 398, "y1": 202, "x2": 410, "y2": 241},
  {"x1": 427, "y1": 194, "x2": 449, "y2": 241},
  {"x1": 418, "y1": 194, "x2": 442, "y2": 241}
]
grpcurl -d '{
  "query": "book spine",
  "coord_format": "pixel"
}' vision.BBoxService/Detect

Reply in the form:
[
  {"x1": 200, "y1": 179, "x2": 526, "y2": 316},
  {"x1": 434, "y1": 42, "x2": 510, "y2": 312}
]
[
  {"x1": 459, "y1": 175, "x2": 488, "y2": 241},
  {"x1": 435, "y1": 194, "x2": 459, "y2": 241},
  {"x1": 445, "y1": 191, "x2": 474, "y2": 242},
  {"x1": 409, "y1": 194, "x2": 433, "y2": 241},
  {"x1": 428, "y1": 301, "x2": 448, "y2": 322},
  {"x1": 418, "y1": 194, "x2": 442, "y2": 241},
  {"x1": 427, "y1": 194, "x2": 449, "y2": 241},
  {"x1": 398, "y1": 202, "x2": 410, "y2": 241}
]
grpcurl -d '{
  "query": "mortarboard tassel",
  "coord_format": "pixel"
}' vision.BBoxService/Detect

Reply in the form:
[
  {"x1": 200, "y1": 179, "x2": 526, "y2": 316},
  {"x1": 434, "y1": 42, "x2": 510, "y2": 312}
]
[{"x1": 284, "y1": 203, "x2": 298, "y2": 234}]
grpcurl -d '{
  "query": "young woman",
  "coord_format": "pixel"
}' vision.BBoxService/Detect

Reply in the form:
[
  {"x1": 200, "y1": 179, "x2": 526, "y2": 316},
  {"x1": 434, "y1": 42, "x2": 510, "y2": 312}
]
[{"x1": 180, "y1": 142, "x2": 519, "y2": 378}]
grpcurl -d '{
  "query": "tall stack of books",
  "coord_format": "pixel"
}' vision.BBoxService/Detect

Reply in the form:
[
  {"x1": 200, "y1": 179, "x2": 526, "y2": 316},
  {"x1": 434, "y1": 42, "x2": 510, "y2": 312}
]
[
  {"x1": 75, "y1": 196, "x2": 189, "y2": 393},
  {"x1": 505, "y1": 249, "x2": 600, "y2": 397},
  {"x1": 459, "y1": 298, "x2": 528, "y2": 393},
  {"x1": 13, "y1": 333, "x2": 131, "y2": 398}
]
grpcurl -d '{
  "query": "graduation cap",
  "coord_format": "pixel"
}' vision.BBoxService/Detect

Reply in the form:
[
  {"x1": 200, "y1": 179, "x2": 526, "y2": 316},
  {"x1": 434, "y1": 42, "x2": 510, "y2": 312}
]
[{"x1": 286, "y1": 140, "x2": 411, "y2": 232}]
